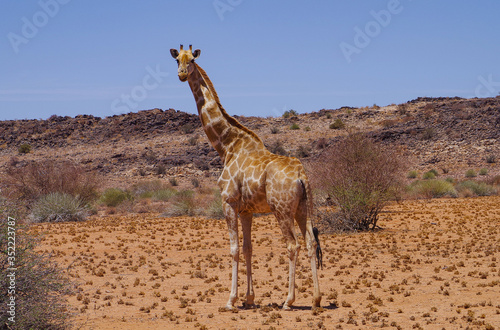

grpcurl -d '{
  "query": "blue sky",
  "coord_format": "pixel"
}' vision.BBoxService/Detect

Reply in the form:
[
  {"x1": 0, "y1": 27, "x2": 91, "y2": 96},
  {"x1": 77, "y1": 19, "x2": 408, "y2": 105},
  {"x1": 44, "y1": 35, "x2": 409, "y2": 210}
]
[{"x1": 1, "y1": 1, "x2": 499, "y2": 120}]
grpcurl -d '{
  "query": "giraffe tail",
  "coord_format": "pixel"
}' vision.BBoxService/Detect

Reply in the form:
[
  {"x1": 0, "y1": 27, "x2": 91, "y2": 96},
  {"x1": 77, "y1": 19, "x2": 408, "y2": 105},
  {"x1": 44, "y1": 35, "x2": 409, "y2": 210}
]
[
  {"x1": 313, "y1": 227, "x2": 323, "y2": 270},
  {"x1": 298, "y1": 177, "x2": 323, "y2": 270}
]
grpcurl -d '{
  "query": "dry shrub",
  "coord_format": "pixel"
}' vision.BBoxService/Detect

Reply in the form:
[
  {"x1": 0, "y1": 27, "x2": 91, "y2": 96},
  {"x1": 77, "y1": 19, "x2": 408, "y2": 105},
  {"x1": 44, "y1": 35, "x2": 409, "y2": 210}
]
[
  {"x1": 309, "y1": 133, "x2": 407, "y2": 231},
  {"x1": 2, "y1": 160, "x2": 100, "y2": 206},
  {"x1": 0, "y1": 217, "x2": 74, "y2": 329},
  {"x1": 163, "y1": 190, "x2": 198, "y2": 217},
  {"x1": 30, "y1": 192, "x2": 90, "y2": 223}
]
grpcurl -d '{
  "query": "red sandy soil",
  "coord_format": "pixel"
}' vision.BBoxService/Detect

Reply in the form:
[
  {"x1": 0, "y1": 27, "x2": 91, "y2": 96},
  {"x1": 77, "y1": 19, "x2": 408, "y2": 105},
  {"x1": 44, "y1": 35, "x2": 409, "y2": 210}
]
[{"x1": 32, "y1": 196, "x2": 500, "y2": 329}]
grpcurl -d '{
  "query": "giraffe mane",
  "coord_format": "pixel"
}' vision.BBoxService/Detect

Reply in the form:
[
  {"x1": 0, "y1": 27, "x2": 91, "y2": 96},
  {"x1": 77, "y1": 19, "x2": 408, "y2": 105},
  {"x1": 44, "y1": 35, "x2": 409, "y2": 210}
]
[{"x1": 194, "y1": 63, "x2": 264, "y2": 145}]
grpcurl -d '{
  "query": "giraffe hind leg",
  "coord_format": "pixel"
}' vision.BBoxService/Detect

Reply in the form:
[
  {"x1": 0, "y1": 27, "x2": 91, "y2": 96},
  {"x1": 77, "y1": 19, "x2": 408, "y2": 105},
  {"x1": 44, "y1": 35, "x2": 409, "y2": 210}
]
[
  {"x1": 295, "y1": 194, "x2": 322, "y2": 308},
  {"x1": 274, "y1": 212, "x2": 300, "y2": 310}
]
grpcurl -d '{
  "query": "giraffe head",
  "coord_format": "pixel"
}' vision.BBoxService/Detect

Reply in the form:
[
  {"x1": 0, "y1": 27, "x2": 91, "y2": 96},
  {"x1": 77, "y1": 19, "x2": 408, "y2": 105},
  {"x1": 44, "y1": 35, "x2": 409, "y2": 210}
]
[{"x1": 170, "y1": 44, "x2": 201, "y2": 82}]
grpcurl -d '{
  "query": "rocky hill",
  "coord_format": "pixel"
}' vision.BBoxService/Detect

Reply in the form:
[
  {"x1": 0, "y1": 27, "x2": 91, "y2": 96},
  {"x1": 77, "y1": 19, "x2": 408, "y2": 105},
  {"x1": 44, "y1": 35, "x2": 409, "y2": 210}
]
[{"x1": 1, "y1": 96, "x2": 499, "y2": 188}]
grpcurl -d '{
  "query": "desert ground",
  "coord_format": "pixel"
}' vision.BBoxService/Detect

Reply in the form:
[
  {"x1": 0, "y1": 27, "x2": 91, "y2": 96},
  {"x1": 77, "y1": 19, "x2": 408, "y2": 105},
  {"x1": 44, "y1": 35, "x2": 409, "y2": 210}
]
[{"x1": 31, "y1": 196, "x2": 500, "y2": 329}]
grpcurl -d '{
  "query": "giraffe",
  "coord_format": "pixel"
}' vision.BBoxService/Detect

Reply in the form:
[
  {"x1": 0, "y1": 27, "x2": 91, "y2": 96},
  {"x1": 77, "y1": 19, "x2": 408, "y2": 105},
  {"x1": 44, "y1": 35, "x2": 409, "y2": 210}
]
[{"x1": 170, "y1": 45, "x2": 322, "y2": 310}]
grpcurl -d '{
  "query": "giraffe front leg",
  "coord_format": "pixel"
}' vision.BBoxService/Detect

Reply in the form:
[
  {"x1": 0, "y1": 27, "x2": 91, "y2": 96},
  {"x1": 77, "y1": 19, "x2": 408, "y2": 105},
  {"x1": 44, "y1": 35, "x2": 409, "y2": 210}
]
[
  {"x1": 224, "y1": 203, "x2": 239, "y2": 311},
  {"x1": 240, "y1": 212, "x2": 255, "y2": 308}
]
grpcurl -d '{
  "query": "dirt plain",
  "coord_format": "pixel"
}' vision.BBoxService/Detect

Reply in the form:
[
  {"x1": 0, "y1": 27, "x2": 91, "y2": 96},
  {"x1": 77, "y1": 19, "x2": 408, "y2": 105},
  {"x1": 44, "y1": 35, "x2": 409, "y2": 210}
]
[{"x1": 31, "y1": 196, "x2": 500, "y2": 329}]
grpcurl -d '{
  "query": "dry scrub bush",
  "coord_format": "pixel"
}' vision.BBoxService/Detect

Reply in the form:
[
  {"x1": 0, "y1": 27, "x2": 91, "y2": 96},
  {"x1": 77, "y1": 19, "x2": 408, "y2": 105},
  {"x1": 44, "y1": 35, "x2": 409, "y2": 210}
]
[
  {"x1": 30, "y1": 192, "x2": 89, "y2": 223},
  {"x1": 163, "y1": 190, "x2": 198, "y2": 217},
  {"x1": 2, "y1": 160, "x2": 100, "y2": 206},
  {"x1": 309, "y1": 134, "x2": 407, "y2": 231},
  {"x1": 206, "y1": 190, "x2": 224, "y2": 219},
  {"x1": 0, "y1": 217, "x2": 74, "y2": 329}
]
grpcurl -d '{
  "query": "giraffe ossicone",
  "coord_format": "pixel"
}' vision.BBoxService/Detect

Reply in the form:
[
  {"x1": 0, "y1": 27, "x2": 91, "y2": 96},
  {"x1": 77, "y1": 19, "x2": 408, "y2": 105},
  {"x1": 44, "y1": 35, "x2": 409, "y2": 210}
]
[{"x1": 170, "y1": 45, "x2": 322, "y2": 310}]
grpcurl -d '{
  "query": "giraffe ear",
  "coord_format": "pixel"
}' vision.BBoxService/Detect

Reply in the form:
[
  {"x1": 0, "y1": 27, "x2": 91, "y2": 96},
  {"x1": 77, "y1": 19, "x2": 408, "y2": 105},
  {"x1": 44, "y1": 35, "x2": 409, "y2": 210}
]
[
  {"x1": 170, "y1": 49, "x2": 179, "y2": 59},
  {"x1": 192, "y1": 49, "x2": 201, "y2": 59}
]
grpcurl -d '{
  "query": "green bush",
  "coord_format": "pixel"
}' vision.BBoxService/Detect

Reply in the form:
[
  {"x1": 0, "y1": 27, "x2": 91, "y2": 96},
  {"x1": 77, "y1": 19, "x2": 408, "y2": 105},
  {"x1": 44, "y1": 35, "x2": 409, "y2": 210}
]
[
  {"x1": 290, "y1": 123, "x2": 300, "y2": 130},
  {"x1": 282, "y1": 109, "x2": 298, "y2": 118},
  {"x1": 18, "y1": 143, "x2": 31, "y2": 154},
  {"x1": 100, "y1": 188, "x2": 132, "y2": 207},
  {"x1": 465, "y1": 169, "x2": 477, "y2": 178},
  {"x1": 422, "y1": 171, "x2": 436, "y2": 180},
  {"x1": 479, "y1": 168, "x2": 488, "y2": 176},
  {"x1": 456, "y1": 181, "x2": 497, "y2": 197},
  {"x1": 407, "y1": 170, "x2": 418, "y2": 179},
  {"x1": 0, "y1": 220, "x2": 73, "y2": 329},
  {"x1": 409, "y1": 180, "x2": 457, "y2": 199},
  {"x1": 30, "y1": 192, "x2": 89, "y2": 223},
  {"x1": 329, "y1": 118, "x2": 345, "y2": 130}
]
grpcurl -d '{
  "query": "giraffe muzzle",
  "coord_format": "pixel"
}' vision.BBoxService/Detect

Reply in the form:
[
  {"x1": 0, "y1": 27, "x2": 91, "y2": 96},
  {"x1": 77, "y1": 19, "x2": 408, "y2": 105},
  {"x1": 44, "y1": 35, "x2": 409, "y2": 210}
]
[{"x1": 178, "y1": 71, "x2": 188, "y2": 82}]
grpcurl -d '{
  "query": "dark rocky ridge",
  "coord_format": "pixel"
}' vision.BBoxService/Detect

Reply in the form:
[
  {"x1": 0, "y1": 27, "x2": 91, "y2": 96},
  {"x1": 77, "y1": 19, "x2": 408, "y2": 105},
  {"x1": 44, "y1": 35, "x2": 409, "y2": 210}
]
[{"x1": 1, "y1": 96, "x2": 499, "y2": 184}]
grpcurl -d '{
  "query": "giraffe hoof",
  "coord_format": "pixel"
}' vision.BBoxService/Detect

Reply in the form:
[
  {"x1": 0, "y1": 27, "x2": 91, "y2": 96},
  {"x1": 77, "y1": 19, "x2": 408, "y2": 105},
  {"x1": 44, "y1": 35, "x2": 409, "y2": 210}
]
[
  {"x1": 224, "y1": 305, "x2": 238, "y2": 312},
  {"x1": 312, "y1": 295, "x2": 322, "y2": 308},
  {"x1": 242, "y1": 302, "x2": 256, "y2": 309},
  {"x1": 282, "y1": 304, "x2": 292, "y2": 311}
]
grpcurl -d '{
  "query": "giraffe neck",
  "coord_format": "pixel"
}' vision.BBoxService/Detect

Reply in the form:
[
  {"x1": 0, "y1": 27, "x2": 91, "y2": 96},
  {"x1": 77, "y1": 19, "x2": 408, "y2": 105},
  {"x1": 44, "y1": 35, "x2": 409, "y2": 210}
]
[{"x1": 187, "y1": 63, "x2": 265, "y2": 162}]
